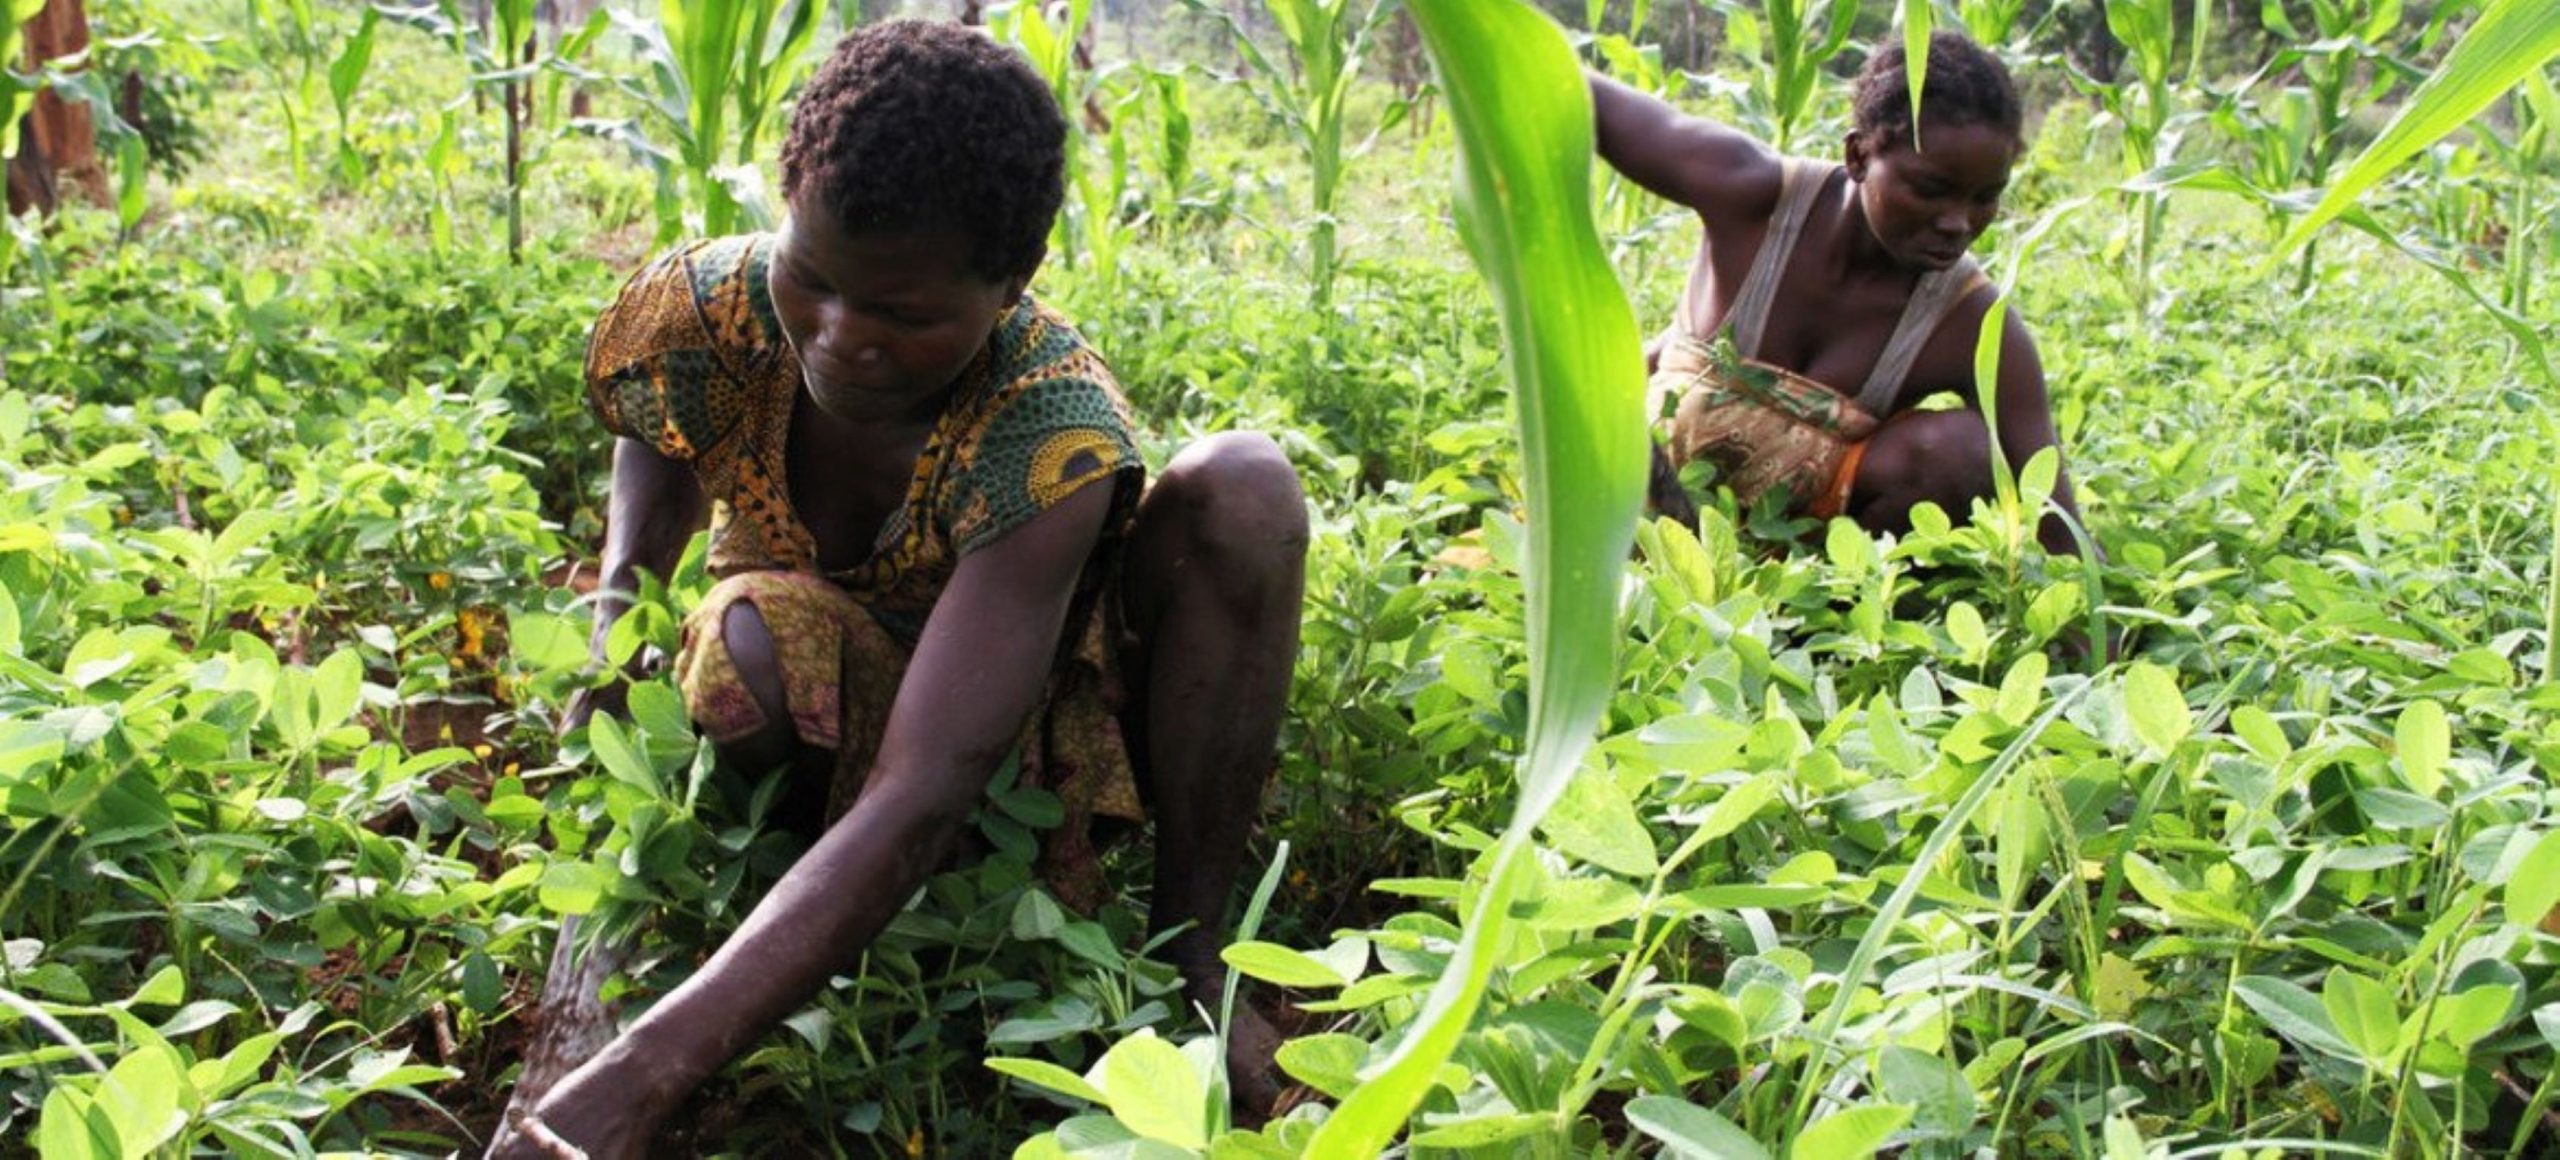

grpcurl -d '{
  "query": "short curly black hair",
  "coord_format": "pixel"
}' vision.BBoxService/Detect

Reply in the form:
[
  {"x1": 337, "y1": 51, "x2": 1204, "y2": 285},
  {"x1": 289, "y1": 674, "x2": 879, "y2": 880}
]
[
  {"x1": 1852, "y1": 30, "x2": 2022, "y2": 146},
  {"x1": 779, "y1": 20, "x2": 1065, "y2": 282}
]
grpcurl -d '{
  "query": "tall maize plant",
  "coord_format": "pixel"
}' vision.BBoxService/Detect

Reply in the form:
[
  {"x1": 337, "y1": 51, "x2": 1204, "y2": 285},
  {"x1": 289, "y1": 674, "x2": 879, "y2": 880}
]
[
  {"x1": 1305, "y1": 0, "x2": 1646, "y2": 1152},
  {"x1": 1187, "y1": 0, "x2": 1393, "y2": 310},
  {"x1": 1708, "y1": 0, "x2": 1856, "y2": 153},
  {"x1": 610, "y1": 0, "x2": 822, "y2": 240}
]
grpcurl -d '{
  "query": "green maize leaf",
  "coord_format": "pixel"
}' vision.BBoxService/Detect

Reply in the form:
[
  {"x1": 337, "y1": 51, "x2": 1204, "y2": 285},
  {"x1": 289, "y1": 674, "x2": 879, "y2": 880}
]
[
  {"x1": 328, "y1": 7, "x2": 379, "y2": 122},
  {"x1": 1900, "y1": 0, "x2": 1930, "y2": 150},
  {"x1": 2275, "y1": 0, "x2": 2560, "y2": 255},
  {"x1": 1307, "y1": 0, "x2": 1646, "y2": 1153}
]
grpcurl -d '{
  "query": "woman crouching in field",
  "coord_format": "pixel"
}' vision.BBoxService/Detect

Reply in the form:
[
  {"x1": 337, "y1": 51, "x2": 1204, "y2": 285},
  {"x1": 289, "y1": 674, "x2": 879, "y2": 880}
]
[
  {"x1": 1598, "y1": 30, "x2": 2094, "y2": 558},
  {"x1": 489, "y1": 21, "x2": 1306, "y2": 1157}
]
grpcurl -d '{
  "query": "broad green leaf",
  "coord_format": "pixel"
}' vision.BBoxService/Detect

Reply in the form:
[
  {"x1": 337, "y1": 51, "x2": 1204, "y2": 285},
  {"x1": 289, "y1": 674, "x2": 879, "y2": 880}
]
[
  {"x1": 37, "y1": 1083, "x2": 120, "y2": 1160},
  {"x1": 0, "y1": 720, "x2": 64, "y2": 780},
  {"x1": 126, "y1": 966, "x2": 184, "y2": 1010},
  {"x1": 1312, "y1": 2, "x2": 1646, "y2": 1152},
  {"x1": 1692, "y1": 770, "x2": 1782, "y2": 845},
  {"x1": 2323, "y1": 970, "x2": 2401, "y2": 1066},
  {"x1": 2122, "y1": 663, "x2": 2191, "y2": 756},
  {"x1": 1877, "y1": 1046, "x2": 1976, "y2": 1138},
  {"x1": 2424, "y1": 983, "x2": 2515, "y2": 1049},
  {"x1": 1789, "y1": 1104, "x2": 1913, "y2": 1159},
  {"x1": 2233, "y1": 975, "x2": 2358, "y2": 1061},
  {"x1": 1946, "y1": 600, "x2": 1989, "y2": 663},
  {"x1": 96, "y1": 1040, "x2": 186, "y2": 1158},
  {"x1": 586, "y1": 714, "x2": 659, "y2": 795},
  {"x1": 1626, "y1": 1095, "x2": 1771, "y2": 1160},
  {"x1": 2230, "y1": 705, "x2": 2292, "y2": 760},
  {"x1": 2354, "y1": 787, "x2": 2450, "y2": 830},
  {"x1": 988, "y1": 997, "x2": 1102, "y2": 1046},
  {"x1": 2502, "y1": 827, "x2": 2560, "y2": 929},
  {"x1": 1520, "y1": 875, "x2": 1644, "y2": 929},
  {"x1": 985, "y1": 1057, "x2": 1107, "y2": 1106},
  {"x1": 1099, "y1": 1032, "x2": 1209, "y2": 1150},
  {"x1": 1540, "y1": 767, "x2": 1659, "y2": 876},
  {"x1": 312, "y1": 649, "x2": 364, "y2": 731},
  {"x1": 1223, "y1": 941, "x2": 1353, "y2": 989},
  {"x1": 1275, "y1": 1033, "x2": 1370, "y2": 1099},
  {"x1": 2276, "y1": 0, "x2": 2560, "y2": 255},
  {"x1": 537, "y1": 860, "x2": 611, "y2": 916},
  {"x1": 2395, "y1": 699, "x2": 2449, "y2": 797},
  {"x1": 1995, "y1": 777, "x2": 2048, "y2": 907}
]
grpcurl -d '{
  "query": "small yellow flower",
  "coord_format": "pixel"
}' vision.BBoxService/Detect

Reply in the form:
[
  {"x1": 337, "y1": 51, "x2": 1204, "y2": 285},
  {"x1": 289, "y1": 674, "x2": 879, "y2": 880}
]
[
  {"x1": 114, "y1": 505, "x2": 133, "y2": 525},
  {"x1": 427, "y1": 572, "x2": 452, "y2": 591},
  {"x1": 504, "y1": 762, "x2": 520, "y2": 776},
  {"x1": 472, "y1": 743, "x2": 493, "y2": 759},
  {"x1": 905, "y1": 1129, "x2": 924, "y2": 1158},
  {"x1": 456, "y1": 606, "x2": 494, "y2": 662}
]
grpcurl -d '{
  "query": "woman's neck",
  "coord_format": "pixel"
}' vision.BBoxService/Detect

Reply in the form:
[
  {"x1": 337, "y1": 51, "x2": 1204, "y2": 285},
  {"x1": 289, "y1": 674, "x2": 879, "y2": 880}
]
[{"x1": 1832, "y1": 177, "x2": 1909, "y2": 282}]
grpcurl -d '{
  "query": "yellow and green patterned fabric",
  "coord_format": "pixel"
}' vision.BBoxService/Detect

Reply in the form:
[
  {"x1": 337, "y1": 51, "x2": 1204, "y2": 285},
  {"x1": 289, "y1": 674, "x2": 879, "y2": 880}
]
[{"x1": 583, "y1": 233, "x2": 1143, "y2": 647}]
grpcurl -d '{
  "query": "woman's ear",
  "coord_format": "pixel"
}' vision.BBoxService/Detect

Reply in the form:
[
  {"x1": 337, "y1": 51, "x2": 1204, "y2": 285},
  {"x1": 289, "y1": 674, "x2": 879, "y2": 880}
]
[
  {"x1": 1843, "y1": 130, "x2": 1873, "y2": 182},
  {"x1": 1003, "y1": 245, "x2": 1044, "y2": 304}
]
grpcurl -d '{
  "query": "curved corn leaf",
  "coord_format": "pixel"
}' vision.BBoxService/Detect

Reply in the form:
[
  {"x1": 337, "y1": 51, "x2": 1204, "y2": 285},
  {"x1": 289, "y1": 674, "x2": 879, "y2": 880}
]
[
  {"x1": 1307, "y1": 1, "x2": 1646, "y2": 1154},
  {"x1": 2275, "y1": 0, "x2": 2560, "y2": 254},
  {"x1": 1900, "y1": 0, "x2": 1931, "y2": 149}
]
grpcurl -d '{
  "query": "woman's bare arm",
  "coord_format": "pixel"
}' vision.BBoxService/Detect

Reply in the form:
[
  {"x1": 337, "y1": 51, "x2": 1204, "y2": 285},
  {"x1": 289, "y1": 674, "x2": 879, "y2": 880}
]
[
  {"x1": 1589, "y1": 71, "x2": 1785, "y2": 227},
  {"x1": 535, "y1": 481, "x2": 1117, "y2": 1126},
  {"x1": 568, "y1": 436, "x2": 708, "y2": 730}
]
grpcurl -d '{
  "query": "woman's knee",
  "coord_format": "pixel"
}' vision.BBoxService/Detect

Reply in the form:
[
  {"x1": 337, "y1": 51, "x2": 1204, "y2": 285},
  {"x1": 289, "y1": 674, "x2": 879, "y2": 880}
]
[
  {"x1": 712, "y1": 600, "x2": 797, "y2": 768},
  {"x1": 1854, "y1": 410, "x2": 1994, "y2": 523},
  {"x1": 1149, "y1": 432, "x2": 1312, "y2": 569}
]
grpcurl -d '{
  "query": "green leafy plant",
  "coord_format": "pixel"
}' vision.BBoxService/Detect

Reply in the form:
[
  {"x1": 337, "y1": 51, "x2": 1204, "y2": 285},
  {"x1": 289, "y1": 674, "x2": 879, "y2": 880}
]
[
  {"x1": 588, "y1": 0, "x2": 822, "y2": 243},
  {"x1": 1186, "y1": 0, "x2": 1402, "y2": 310},
  {"x1": 1703, "y1": 0, "x2": 1855, "y2": 153}
]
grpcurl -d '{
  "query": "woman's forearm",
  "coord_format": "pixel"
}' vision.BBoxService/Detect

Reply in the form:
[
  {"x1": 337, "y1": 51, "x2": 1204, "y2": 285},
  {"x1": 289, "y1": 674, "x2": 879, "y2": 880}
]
[
  {"x1": 593, "y1": 775, "x2": 977, "y2": 1103},
  {"x1": 588, "y1": 437, "x2": 706, "y2": 668}
]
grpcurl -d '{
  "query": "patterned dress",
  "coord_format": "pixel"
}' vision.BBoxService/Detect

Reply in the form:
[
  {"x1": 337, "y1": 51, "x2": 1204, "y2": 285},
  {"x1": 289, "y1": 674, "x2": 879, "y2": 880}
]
[
  {"x1": 1655, "y1": 158, "x2": 1987, "y2": 520},
  {"x1": 583, "y1": 234, "x2": 1148, "y2": 908}
]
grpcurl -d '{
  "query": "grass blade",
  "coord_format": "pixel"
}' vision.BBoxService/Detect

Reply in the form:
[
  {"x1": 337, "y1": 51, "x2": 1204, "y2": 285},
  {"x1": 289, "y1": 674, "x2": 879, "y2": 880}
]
[{"x1": 1306, "y1": 1, "x2": 1647, "y2": 1153}]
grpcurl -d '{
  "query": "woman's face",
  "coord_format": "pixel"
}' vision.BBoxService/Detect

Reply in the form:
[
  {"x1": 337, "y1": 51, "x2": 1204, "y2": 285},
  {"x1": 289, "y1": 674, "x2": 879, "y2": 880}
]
[
  {"x1": 767, "y1": 195, "x2": 1028, "y2": 425},
  {"x1": 1847, "y1": 119, "x2": 2021, "y2": 272}
]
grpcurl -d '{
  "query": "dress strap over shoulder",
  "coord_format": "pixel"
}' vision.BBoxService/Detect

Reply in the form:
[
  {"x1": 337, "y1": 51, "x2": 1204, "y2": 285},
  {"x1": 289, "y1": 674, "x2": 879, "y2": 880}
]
[
  {"x1": 1854, "y1": 257, "x2": 1988, "y2": 416},
  {"x1": 1726, "y1": 157, "x2": 1829, "y2": 360}
]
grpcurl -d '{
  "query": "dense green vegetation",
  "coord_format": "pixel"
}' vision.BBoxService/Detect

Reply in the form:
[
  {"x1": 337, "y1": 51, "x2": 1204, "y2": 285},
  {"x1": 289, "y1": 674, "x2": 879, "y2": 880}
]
[{"x1": 3, "y1": 0, "x2": 2558, "y2": 1156}]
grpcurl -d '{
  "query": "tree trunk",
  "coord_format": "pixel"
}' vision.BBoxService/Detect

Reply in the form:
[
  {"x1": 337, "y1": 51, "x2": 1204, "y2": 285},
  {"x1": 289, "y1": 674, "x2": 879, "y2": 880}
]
[{"x1": 7, "y1": 0, "x2": 109, "y2": 218}]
